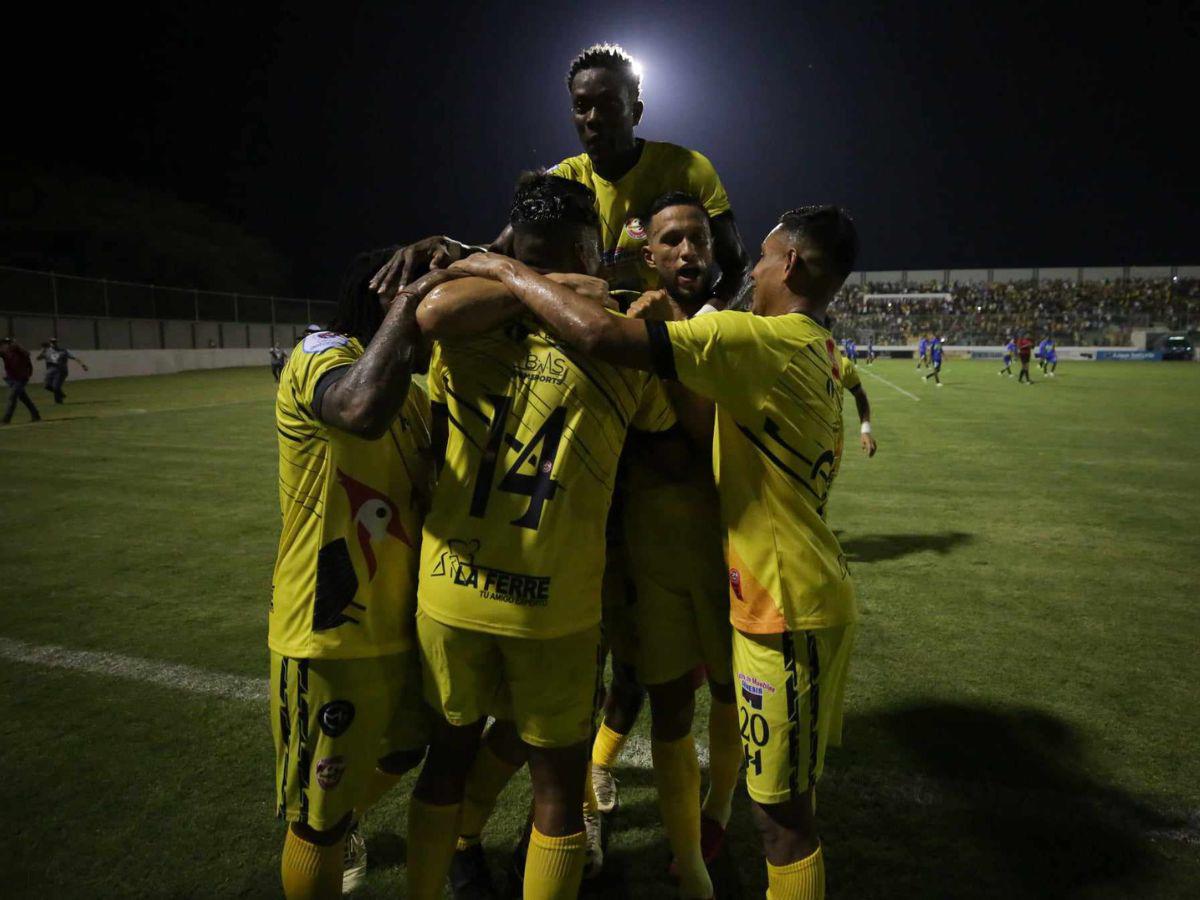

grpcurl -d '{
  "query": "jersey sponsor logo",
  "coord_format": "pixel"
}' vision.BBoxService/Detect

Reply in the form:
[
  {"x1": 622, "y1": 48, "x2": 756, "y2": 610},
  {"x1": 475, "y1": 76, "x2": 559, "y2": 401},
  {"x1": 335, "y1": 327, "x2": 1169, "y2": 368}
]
[
  {"x1": 317, "y1": 700, "x2": 355, "y2": 738},
  {"x1": 729, "y1": 567, "x2": 743, "y2": 600},
  {"x1": 337, "y1": 469, "x2": 411, "y2": 580},
  {"x1": 623, "y1": 217, "x2": 647, "y2": 240},
  {"x1": 514, "y1": 351, "x2": 568, "y2": 386},
  {"x1": 302, "y1": 331, "x2": 350, "y2": 354},
  {"x1": 315, "y1": 755, "x2": 346, "y2": 790},
  {"x1": 737, "y1": 671, "x2": 775, "y2": 710},
  {"x1": 430, "y1": 538, "x2": 552, "y2": 607}
]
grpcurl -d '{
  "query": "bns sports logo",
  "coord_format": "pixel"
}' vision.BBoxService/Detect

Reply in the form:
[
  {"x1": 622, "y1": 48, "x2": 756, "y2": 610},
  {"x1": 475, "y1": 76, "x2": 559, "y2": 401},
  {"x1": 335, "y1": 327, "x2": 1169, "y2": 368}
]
[{"x1": 514, "y1": 352, "x2": 568, "y2": 386}]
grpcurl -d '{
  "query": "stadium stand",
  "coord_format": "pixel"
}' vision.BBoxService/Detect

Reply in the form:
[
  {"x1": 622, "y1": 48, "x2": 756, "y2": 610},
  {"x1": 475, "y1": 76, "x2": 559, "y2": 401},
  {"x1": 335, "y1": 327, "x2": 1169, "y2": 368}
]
[{"x1": 832, "y1": 275, "x2": 1199, "y2": 346}]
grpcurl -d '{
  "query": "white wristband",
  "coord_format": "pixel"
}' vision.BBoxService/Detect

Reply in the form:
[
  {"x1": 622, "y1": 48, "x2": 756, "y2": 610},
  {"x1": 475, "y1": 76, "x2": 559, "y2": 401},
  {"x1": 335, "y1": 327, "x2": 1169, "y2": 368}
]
[{"x1": 860, "y1": 422, "x2": 872, "y2": 435}]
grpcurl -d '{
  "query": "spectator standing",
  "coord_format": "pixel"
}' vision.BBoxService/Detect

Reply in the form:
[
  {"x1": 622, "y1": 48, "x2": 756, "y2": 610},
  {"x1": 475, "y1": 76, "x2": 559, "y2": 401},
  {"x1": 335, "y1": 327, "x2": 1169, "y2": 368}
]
[
  {"x1": 37, "y1": 337, "x2": 87, "y2": 404},
  {"x1": 1, "y1": 337, "x2": 41, "y2": 424},
  {"x1": 268, "y1": 345, "x2": 287, "y2": 382}
]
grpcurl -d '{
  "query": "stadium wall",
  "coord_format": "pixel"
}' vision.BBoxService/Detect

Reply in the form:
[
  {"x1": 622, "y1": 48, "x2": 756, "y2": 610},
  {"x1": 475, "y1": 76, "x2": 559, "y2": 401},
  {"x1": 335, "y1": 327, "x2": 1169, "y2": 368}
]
[{"x1": 62, "y1": 348, "x2": 274, "y2": 381}]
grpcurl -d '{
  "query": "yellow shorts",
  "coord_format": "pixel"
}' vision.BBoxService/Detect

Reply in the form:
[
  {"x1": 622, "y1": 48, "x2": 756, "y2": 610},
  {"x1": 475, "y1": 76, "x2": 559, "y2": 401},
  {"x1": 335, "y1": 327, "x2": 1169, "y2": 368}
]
[
  {"x1": 732, "y1": 624, "x2": 856, "y2": 805},
  {"x1": 417, "y1": 608, "x2": 601, "y2": 749},
  {"x1": 270, "y1": 650, "x2": 428, "y2": 831},
  {"x1": 621, "y1": 484, "x2": 732, "y2": 686}
]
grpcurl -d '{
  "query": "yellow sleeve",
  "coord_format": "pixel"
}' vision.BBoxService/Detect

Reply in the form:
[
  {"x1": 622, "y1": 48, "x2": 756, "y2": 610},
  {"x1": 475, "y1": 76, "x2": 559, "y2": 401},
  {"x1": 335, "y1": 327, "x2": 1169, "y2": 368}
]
[
  {"x1": 841, "y1": 355, "x2": 861, "y2": 390},
  {"x1": 649, "y1": 311, "x2": 793, "y2": 418},
  {"x1": 546, "y1": 153, "x2": 588, "y2": 183},
  {"x1": 426, "y1": 343, "x2": 447, "y2": 405},
  {"x1": 290, "y1": 332, "x2": 360, "y2": 417},
  {"x1": 683, "y1": 150, "x2": 732, "y2": 219},
  {"x1": 630, "y1": 375, "x2": 677, "y2": 433}
]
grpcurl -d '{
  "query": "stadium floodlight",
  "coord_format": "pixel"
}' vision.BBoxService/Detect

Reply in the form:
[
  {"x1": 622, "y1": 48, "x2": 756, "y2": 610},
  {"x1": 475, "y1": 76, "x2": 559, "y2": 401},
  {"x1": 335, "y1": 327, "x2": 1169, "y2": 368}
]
[{"x1": 630, "y1": 57, "x2": 644, "y2": 83}]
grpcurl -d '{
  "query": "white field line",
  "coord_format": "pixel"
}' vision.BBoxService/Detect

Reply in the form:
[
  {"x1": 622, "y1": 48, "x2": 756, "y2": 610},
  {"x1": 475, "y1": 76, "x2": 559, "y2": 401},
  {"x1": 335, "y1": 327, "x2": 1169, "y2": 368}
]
[
  {"x1": 860, "y1": 367, "x2": 922, "y2": 401},
  {"x1": 2, "y1": 636, "x2": 1196, "y2": 845}
]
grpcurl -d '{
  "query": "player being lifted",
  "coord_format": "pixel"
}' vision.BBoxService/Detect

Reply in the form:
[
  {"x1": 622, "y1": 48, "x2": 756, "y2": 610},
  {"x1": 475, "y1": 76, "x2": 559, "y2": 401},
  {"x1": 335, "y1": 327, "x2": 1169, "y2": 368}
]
[
  {"x1": 451, "y1": 205, "x2": 860, "y2": 900},
  {"x1": 269, "y1": 250, "x2": 441, "y2": 899},
  {"x1": 404, "y1": 173, "x2": 676, "y2": 900},
  {"x1": 370, "y1": 43, "x2": 749, "y2": 300},
  {"x1": 999, "y1": 336, "x2": 1016, "y2": 376},
  {"x1": 923, "y1": 336, "x2": 944, "y2": 386}
]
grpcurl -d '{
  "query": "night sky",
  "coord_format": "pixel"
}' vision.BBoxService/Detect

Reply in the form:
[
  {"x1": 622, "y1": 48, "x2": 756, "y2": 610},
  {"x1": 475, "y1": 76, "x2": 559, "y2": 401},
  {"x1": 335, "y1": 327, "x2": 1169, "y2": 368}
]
[{"x1": 7, "y1": 1, "x2": 1197, "y2": 297}]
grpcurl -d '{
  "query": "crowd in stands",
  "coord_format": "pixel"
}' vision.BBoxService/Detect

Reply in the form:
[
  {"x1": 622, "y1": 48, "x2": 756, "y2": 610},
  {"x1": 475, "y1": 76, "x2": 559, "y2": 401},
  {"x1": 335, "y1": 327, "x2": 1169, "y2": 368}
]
[{"x1": 830, "y1": 276, "x2": 1200, "y2": 345}]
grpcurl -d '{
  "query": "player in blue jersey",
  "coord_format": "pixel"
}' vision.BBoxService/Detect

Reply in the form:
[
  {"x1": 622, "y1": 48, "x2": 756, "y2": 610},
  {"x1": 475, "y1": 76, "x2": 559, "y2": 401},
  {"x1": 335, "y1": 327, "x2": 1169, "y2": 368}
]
[
  {"x1": 844, "y1": 337, "x2": 857, "y2": 362},
  {"x1": 923, "y1": 336, "x2": 944, "y2": 386},
  {"x1": 917, "y1": 335, "x2": 929, "y2": 369},
  {"x1": 866, "y1": 339, "x2": 876, "y2": 364},
  {"x1": 999, "y1": 337, "x2": 1016, "y2": 376},
  {"x1": 1044, "y1": 338, "x2": 1058, "y2": 376},
  {"x1": 1036, "y1": 338, "x2": 1049, "y2": 372}
]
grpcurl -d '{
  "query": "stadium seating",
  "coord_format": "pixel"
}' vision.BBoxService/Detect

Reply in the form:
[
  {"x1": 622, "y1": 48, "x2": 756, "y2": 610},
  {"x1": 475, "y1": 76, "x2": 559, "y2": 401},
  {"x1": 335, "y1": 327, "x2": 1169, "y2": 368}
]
[{"x1": 832, "y1": 276, "x2": 1200, "y2": 345}]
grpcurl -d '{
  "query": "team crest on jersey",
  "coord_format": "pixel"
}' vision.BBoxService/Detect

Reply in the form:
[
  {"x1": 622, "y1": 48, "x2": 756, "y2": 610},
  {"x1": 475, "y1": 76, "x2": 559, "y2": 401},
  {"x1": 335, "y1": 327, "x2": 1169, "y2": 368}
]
[
  {"x1": 729, "y1": 568, "x2": 744, "y2": 600},
  {"x1": 737, "y1": 672, "x2": 775, "y2": 710},
  {"x1": 302, "y1": 331, "x2": 350, "y2": 354},
  {"x1": 315, "y1": 755, "x2": 346, "y2": 790},
  {"x1": 624, "y1": 217, "x2": 647, "y2": 240},
  {"x1": 337, "y1": 469, "x2": 411, "y2": 579},
  {"x1": 317, "y1": 701, "x2": 355, "y2": 737}
]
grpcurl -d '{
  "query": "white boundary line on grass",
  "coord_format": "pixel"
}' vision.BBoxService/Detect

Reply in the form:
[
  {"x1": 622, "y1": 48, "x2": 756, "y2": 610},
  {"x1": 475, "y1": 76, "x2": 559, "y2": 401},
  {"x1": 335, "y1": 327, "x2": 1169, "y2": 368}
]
[
  {"x1": 860, "y1": 367, "x2": 922, "y2": 401},
  {"x1": 2, "y1": 635, "x2": 1196, "y2": 846}
]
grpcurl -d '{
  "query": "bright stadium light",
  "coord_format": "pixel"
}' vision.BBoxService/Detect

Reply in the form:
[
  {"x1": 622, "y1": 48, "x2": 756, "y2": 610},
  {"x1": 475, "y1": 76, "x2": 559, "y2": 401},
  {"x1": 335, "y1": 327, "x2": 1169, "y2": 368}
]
[{"x1": 630, "y1": 57, "x2": 644, "y2": 83}]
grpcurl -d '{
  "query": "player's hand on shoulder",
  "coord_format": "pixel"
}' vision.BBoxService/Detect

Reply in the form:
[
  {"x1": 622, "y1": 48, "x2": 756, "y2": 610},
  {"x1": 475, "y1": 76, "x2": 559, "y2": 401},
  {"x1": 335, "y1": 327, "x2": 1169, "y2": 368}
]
[
  {"x1": 370, "y1": 236, "x2": 467, "y2": 297},
  {"x1": 627, "y1": 289, "x2": 686, "y2": 322},
  {"x1": 448, "y1": 253, "x2": 518, "y2": 282},
  {"x1": 544, "y1": 272, "x2": 610, "y2": 305}
]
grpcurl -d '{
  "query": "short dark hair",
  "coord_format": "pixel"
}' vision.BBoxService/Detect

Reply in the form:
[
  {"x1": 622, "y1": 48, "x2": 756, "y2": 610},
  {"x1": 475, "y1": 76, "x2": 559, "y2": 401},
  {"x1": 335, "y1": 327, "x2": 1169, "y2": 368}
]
[
  {"x1": 510, "y1": 171, "x2": 598, "y2": 233},
  {"x1": 566, "y1": 43, "x2": 641, "y2": 100},
  {"x1": 328, "y1": 247, "x2": 397, "y2": 344},
  {"x1": 777, "y1": 206, "x2": 858, "y2": 279},
  {"x1": 645, "y1": 191, "x2": 708, "y2": 229}
]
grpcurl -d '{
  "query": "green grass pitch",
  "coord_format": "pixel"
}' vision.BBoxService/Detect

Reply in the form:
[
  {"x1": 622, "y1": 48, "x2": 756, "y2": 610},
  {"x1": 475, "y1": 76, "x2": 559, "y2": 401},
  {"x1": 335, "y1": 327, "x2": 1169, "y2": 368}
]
[{"x1": 1, "y1": 358, "x2": 1198, "y2": 898}]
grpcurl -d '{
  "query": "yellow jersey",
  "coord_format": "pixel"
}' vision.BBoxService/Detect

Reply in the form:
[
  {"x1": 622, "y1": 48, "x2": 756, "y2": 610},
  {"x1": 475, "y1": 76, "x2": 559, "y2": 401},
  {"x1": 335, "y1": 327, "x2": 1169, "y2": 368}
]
[
  {"x1": 548, "y1": 140, "x2": 732, "y2": 291},
  {"x1": 420, "y1": 315, "x2": 676, "y2": 639},
  {"x1": 270, "y1": 331, "x2": 433, "y2": 659},
  {"x1": 648, "y1": 311, "x2": 856, "y2": 634},
  {"x1": 831, "y1": 352, "x2": 859, "y2": 478}
]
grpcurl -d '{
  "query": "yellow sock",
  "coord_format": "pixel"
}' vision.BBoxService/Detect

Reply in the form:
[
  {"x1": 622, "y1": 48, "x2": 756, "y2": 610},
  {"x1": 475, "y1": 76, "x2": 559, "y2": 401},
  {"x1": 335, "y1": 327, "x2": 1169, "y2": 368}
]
[
  {"x1": 406, "y1": 798, "x2": 461, "y2": 900},
  {"x1": 523, "y1": 826, "x2": 586, "y2": 900},
  {"x1": 455, "y1": 742, "x2": 522, "y2": 849},
  {"x1": 591, "y1": 720, "x2": 629, "y2": 769},
  {"x1": 651, "y1": 735, "x2": 713, "y2": 899},
  {"x1": 280, "y1": 828, "x2": 343, "y2": 900},
  {"x1": 702, "y1": 697, "x2": 741, "y2": 828},
  {"x1": 356, "y1": 767, "x2": 403, "y2": 817},
  {"x1": 766, "y1": 845, "x2": 825, "y2": 900}
]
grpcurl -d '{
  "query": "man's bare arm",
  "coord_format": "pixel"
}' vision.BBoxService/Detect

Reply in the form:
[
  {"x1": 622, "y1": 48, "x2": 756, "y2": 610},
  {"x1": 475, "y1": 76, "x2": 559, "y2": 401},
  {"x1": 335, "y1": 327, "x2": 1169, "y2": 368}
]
[
  {"x1": 447, "y1": 255, "x2": 659, "y2": 371},
  {"x1": 849, "y1": 383, "x2": 877, "y2": 457},
  {"x1": 417, "y1": 276, "x2": 523, "y2": 340},
  {"x1": 710, "y1": 213, "x2": 751, "y2": 308},
  {"x1": 318, "y1": 270, "x2": 448, "y2": 439},
  {"x1": 370, "y1": 222, "x2": 516, "y2": 298}
]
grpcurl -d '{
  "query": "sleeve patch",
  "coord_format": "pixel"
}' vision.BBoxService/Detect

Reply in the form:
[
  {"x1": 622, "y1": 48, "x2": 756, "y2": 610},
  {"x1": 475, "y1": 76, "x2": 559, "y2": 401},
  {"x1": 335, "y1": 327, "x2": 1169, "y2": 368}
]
[{"x1": 302, "y1": 331, "x2": 350, "y2": 354}]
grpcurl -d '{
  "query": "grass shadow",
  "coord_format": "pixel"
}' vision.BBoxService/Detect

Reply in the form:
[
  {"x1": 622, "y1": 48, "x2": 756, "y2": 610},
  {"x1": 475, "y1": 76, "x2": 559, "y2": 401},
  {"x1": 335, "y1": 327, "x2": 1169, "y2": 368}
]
[{"x1": 839, "y1": 531, "x2": 974, "y2": 563}]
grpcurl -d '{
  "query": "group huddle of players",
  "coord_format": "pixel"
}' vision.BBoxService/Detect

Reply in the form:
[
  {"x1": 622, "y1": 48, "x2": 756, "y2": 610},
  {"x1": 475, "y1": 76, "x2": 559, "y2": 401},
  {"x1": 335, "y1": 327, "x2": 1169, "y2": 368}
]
[
  {"x1": 998, "y1": 335, "x2": 1057, "y2": 382},
  {"x1": 268, "y1": 44, "x2": 870, "y2": 900}
]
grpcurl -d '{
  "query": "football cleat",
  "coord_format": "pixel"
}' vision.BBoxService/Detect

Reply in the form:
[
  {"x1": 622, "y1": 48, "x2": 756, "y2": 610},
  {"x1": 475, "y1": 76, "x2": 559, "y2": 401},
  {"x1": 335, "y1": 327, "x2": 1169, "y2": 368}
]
[
  {"x1": 449, "y1": 843, "x2": 498, "y2": 899},
  {"x1": 583, "y1": 806, "x2": 605, "y2": 879},
  {"x1": 591, "y1": 765, "x2": 619, "y2": 814},
  {"x1": 342, "y1": 821, "x2": 368, "y2": 893}
]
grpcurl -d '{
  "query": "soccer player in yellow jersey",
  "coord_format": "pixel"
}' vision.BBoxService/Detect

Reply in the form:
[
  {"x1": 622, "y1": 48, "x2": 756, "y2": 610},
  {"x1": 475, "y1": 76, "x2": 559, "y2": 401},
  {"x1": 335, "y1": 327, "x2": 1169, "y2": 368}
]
[
  {"x1": 371, "y1": 43, "x2": 750, "y2": 301},
  {"x1": 452, "y1": 205, "x2": 861, "y2": 900},
  {"x1": 403, "y1": 173, "x2": 675, "y2": 900},
  {"x1": 270, "y1": 248, "x2": 447, "y2": 898}
]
